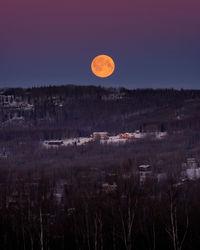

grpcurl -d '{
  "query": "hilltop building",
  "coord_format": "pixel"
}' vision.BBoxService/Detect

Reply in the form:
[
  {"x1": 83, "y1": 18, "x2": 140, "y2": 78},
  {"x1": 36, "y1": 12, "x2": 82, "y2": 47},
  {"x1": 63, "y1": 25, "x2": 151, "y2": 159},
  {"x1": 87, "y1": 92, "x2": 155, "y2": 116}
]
[{"x1": 92, "y1": 132, "x2": 109, "y2": 140}]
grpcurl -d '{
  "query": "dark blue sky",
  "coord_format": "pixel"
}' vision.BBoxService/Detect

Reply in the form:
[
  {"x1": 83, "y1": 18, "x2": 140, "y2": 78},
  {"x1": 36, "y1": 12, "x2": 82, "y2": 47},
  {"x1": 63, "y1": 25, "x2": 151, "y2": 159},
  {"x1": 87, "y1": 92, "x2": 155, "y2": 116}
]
[{"x1": 1, "y1": 0, "x2": 200, "y2": 89}]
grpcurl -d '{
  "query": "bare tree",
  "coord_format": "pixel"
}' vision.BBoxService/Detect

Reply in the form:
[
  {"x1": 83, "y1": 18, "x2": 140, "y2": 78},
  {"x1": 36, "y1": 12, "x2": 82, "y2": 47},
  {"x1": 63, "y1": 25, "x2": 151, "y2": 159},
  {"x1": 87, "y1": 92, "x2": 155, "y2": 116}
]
[
  {"x1": 120, "y1": 194, "x2": 137, "y2": 250},
  {"x1": 166, "y1": 187, "x2": 189, "y2": 250}
]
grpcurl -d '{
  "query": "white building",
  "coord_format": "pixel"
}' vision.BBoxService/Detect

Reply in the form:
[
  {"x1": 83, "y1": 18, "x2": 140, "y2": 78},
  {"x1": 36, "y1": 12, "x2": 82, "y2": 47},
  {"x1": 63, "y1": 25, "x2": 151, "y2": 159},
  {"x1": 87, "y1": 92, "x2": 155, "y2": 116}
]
[
  {"x1": 181, "y1": 158, "x2": 200, "y2": 180},
  {"x1": 92, "y1": 132, "x2": 109, "y2": 140},
  {"x1": 133, "y1": 130, "x2": 147, "y2": 139},
  {"x1": 182, "y1": 158, "x2": 199, "y2": 169},
  {"x1": 185, "y1": 168, "x2": 200, "y2": 180},
  {"x1": 138, "y1": 165, "x2": 152, "y2": 184}
]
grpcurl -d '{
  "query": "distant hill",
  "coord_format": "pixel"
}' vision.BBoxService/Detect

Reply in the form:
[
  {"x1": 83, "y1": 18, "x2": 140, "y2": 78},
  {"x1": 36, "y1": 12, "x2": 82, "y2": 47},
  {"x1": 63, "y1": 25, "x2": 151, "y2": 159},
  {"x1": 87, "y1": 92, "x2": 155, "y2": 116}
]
[{"x1": 1, "y1": 85, "x2": 200, "y2": 140}]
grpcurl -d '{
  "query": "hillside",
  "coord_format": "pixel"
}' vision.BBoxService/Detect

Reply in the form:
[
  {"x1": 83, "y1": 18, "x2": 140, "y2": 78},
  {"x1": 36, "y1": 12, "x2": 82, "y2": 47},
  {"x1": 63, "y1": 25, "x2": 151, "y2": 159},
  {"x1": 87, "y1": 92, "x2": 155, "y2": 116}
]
[
  {"x1": 1, "y1": 85, "x2": 200, "y2": 249},
  {"x1": 1, "y1": 85, "x2": 200, "y2": 141}
]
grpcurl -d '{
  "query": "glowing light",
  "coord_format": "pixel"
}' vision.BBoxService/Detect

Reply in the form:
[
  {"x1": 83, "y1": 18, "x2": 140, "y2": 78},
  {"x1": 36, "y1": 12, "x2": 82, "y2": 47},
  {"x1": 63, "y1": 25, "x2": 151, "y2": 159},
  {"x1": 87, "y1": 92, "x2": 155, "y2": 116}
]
[{"x1": 91, "y1": 55, "x2": 115, "y2": 78}]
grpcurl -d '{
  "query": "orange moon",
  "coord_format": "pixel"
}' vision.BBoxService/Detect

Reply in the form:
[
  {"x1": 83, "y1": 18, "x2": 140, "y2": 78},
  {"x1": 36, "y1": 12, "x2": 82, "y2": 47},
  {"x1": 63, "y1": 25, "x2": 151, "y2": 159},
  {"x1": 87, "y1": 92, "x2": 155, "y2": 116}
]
[{"x1": 91, "y1": 55, "x2": 115, "y2": 78}]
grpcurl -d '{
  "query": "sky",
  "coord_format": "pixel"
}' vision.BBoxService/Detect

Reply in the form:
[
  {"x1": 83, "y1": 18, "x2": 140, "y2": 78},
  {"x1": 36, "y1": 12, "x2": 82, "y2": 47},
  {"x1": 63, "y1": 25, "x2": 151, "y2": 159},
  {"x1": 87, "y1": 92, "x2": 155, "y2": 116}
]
[{"x1": 1, "y1": 0, "x2": 200, "y2": 89}]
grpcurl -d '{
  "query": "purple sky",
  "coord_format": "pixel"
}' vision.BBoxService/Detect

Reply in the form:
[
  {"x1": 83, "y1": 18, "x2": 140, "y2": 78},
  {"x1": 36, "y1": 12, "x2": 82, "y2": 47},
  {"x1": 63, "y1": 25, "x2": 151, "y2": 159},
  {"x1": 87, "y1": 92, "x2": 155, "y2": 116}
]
[{"x1": 1, "y1": 0, "x2": 200, "y2": 89}]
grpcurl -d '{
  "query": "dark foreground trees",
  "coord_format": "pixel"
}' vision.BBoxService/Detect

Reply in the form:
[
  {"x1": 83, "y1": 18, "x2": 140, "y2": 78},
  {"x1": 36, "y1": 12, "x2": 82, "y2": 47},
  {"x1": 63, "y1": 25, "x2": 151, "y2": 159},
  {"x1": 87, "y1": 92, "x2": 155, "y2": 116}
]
[{"x1": 0, "y1": 164, "x2": 200, "y2": 250}]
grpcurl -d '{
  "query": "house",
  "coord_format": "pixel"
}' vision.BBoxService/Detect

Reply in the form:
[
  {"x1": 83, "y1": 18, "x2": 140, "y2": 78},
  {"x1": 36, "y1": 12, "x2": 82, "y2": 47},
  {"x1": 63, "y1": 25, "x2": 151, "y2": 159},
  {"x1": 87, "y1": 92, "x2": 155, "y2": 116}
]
[
  {"x1": 181, "y1": 158, "x2": 199, "y2": 169},
  {"x1": 120, "y1": 133, "x2": 134, "y2": 139},
  {"x1": 138, "y1": 165, "x2": 152, "y2": 184},
  {"x1": 187, "y1": 158, "x2": 199, "y2": 168},
  {"x1": 181, "y1": 158, "x2": 200, "y2": 180},
  {"x1": 155, "y1": 132, "x2": 167, "y2": 140},
  {"x1": 185, "y1": 168, "x2": 200, "y2": 180},
  {"x1": 92, "y1": 132, "x2": 109, "y2": 140},
  {"x1": 44, "y1": 140, "x2": 64, "y2": 147},
  {"x1": 47, "y1": 140, "x2": 63, "y2": 146},
  {"x1": 0, "y1": 95, "x2": 14, "y2": 105},
  {"x1": 133, "y1": 130, "x2": 146, "y2": 139},
  {"x1": 76, "y1": 137, "x2": 93, "y2": 145}
]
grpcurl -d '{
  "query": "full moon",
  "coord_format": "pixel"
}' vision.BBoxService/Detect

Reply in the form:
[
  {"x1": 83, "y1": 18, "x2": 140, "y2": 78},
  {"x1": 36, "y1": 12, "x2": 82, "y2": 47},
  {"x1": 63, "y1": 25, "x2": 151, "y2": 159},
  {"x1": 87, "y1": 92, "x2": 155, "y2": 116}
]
[{"x1": 91, "y1": 55, "x2": 115, "y2": 78}]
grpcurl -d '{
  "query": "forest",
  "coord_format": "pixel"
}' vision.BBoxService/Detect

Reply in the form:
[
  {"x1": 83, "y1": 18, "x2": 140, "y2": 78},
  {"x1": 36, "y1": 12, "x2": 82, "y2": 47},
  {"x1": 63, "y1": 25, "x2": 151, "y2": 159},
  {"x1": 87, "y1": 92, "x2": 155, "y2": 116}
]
[{"x1": 0, "y1": 85, "x2": 200, "y2": 249}]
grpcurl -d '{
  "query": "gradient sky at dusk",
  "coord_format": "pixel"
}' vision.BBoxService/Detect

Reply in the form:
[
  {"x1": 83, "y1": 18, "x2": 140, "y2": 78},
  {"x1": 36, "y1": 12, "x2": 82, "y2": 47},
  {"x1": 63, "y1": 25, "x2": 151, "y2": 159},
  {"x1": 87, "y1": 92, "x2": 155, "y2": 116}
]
[{"x1": 1, "y1": 0, "x2": 200, "y2": 89}]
